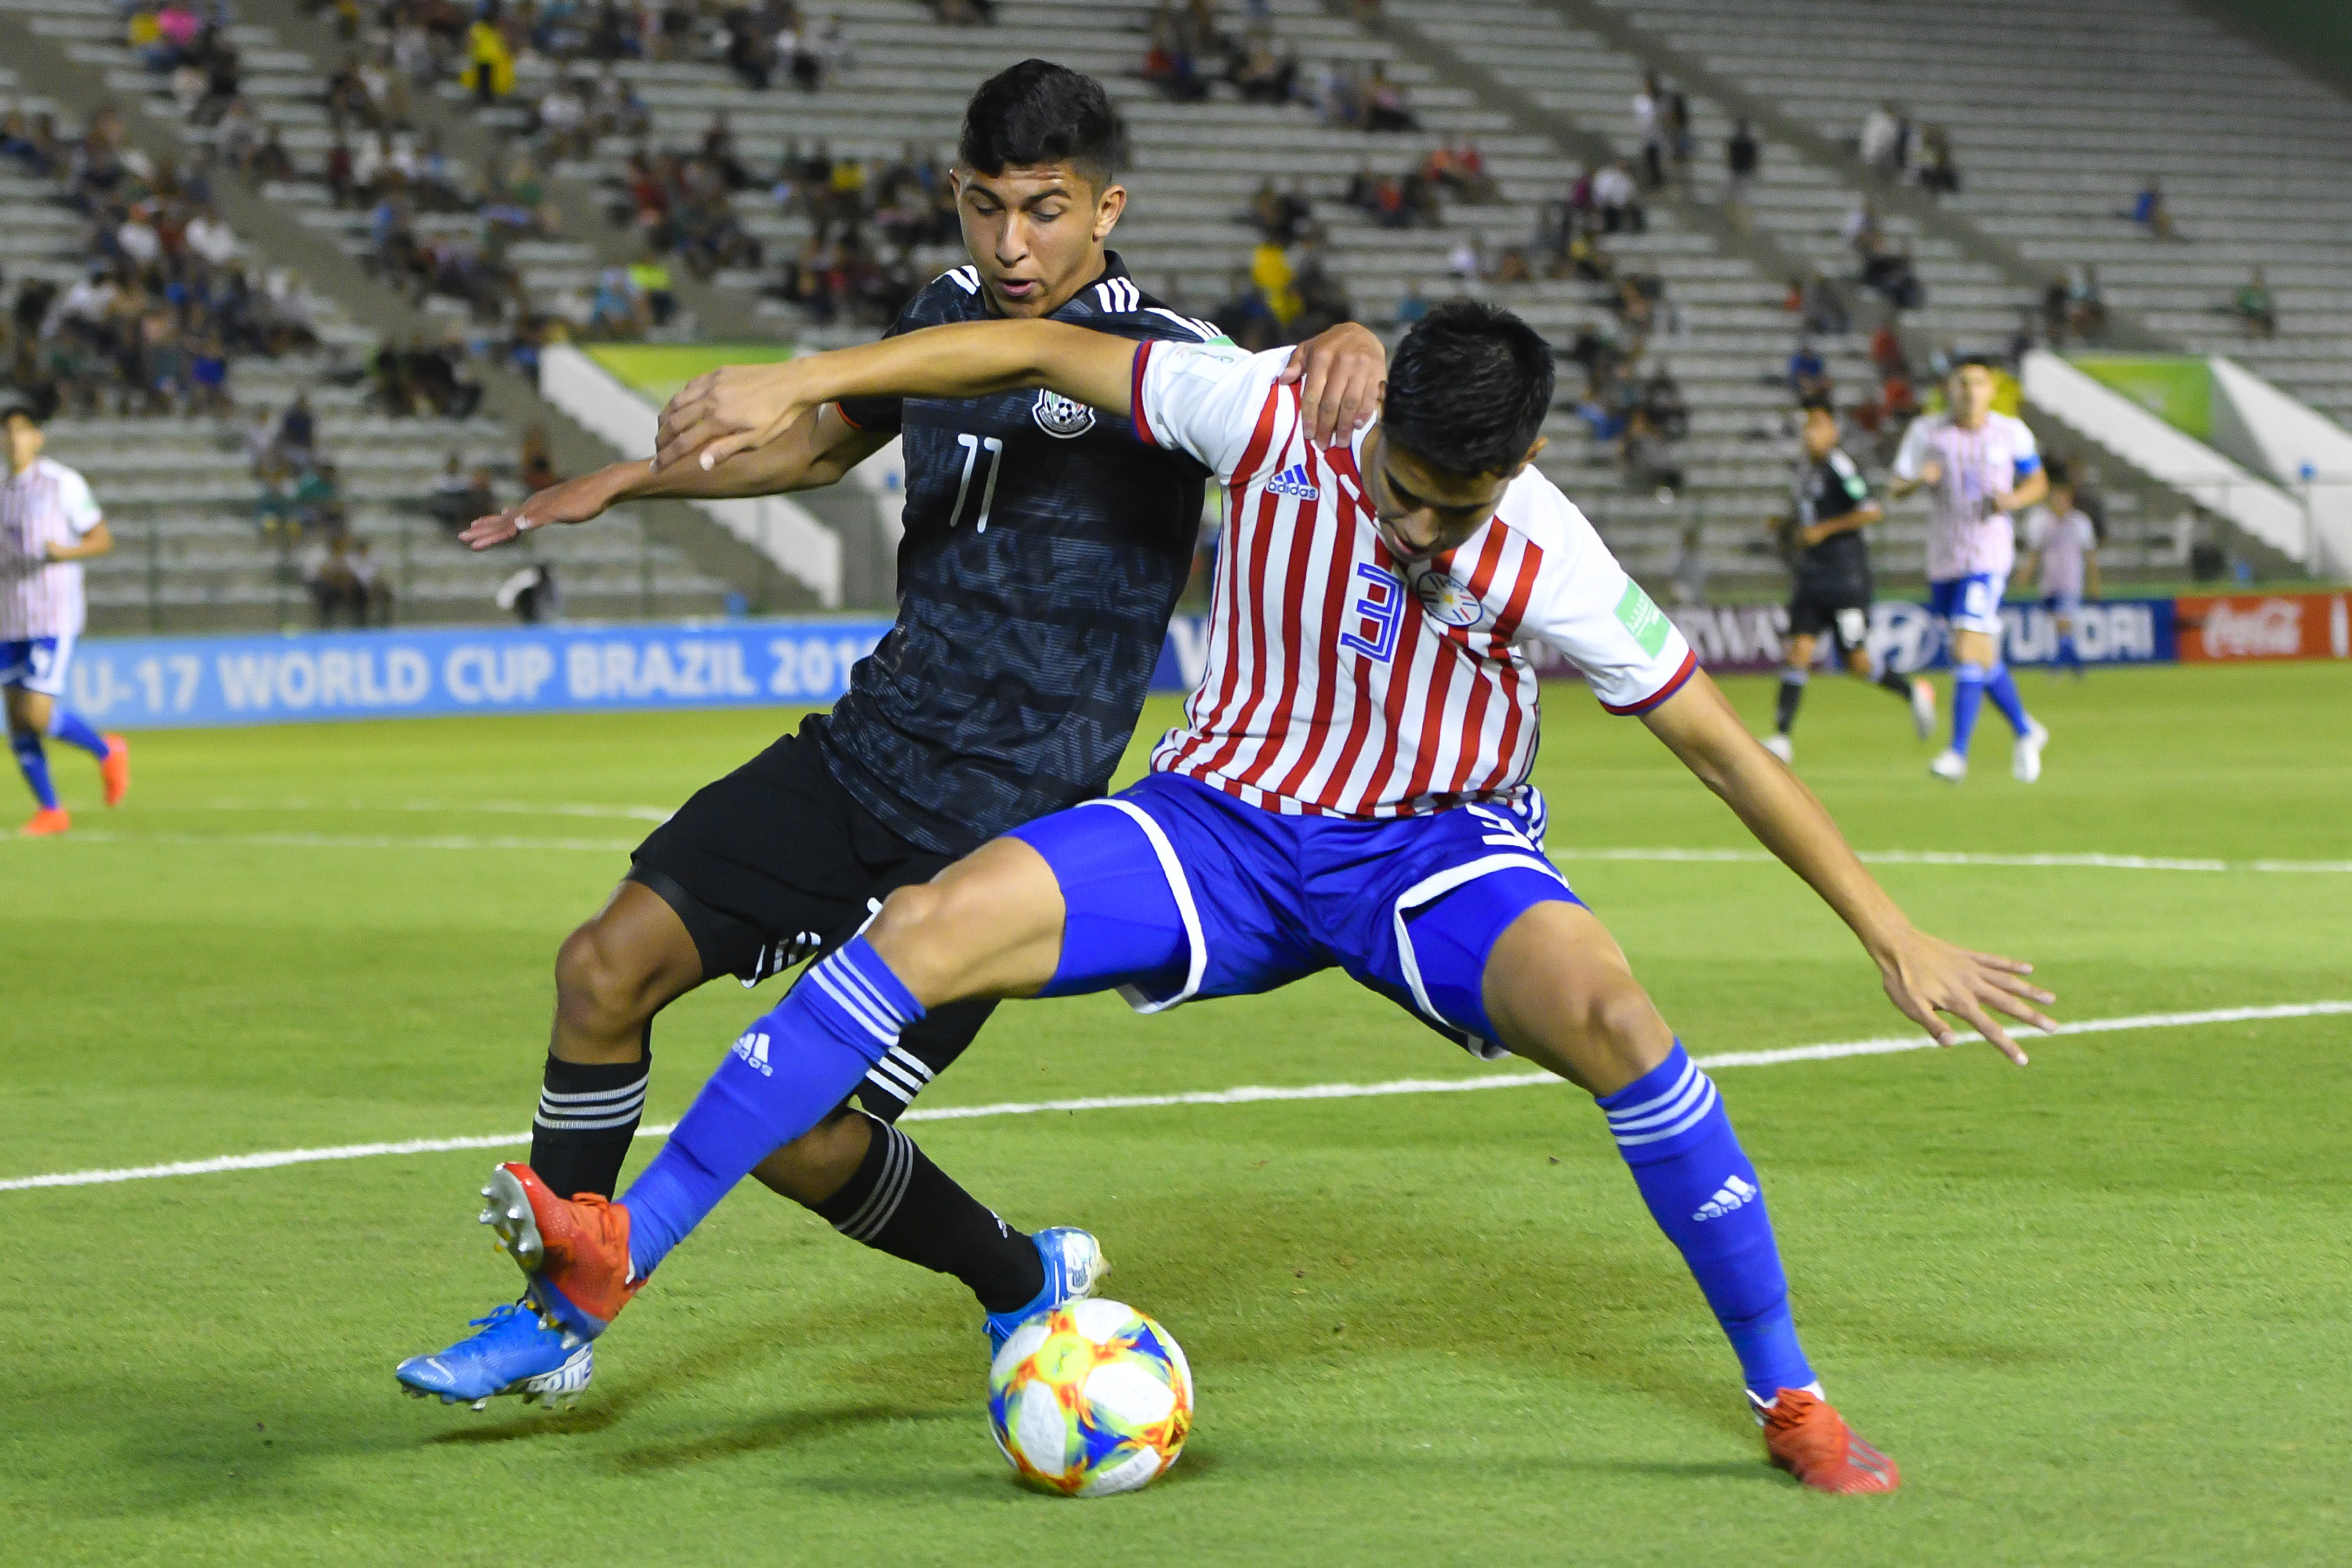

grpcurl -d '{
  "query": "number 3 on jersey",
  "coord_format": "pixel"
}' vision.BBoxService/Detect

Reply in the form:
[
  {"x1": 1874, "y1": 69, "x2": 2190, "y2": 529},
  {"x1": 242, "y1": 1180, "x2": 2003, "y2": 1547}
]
[{"x1": 951, "y1": 433, "x2": 1006, "y2": 532}]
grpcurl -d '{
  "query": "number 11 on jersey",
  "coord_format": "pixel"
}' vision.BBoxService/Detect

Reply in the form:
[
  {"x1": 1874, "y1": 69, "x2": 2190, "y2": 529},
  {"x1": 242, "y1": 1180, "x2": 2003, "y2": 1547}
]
[{"x1": 952, "y1": 434, "x2": 1006, "y2": 532}]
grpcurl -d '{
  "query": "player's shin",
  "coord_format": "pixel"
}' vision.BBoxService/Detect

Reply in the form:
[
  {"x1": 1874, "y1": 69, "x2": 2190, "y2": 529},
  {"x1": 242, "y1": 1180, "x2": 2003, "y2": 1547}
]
[
  {"x1": 10, "y1": 728, "x2": 56, "y2": 809},
  {"x1": 1983, "y1": 662, "x2": 2032, "y2": 735},
  {"x1": 1773, "y1": 670, "x2": 1806, "y2": 735},
  {"x1": 804, "y1": 1110, "x2": 1047, "y2": 1314},
  {"x1": 1598, "y1": 1044, "x2": 1817, "y2": 1402},
  {"x1": 1948, "y1": 661, "x2": 1988, "y2": 755},
  {"x1": 619, "y1": 936, "x2": 924, "y2": 1279},
  {"x1": 44, "y1": 706, "x2": 108, "y2": 759},
  {"x1": 529, "y1": 1040, "x2": 651, "y2": 1202}
]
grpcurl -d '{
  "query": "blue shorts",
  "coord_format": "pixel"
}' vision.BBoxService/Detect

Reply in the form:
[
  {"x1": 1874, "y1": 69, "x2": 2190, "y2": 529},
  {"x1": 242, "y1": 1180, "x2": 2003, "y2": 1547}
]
[
  {"x1": 0, "y1": 634, "x2": 73, "y2": 698},
  {"x1": 1007, "y1": 774, "x2": 1580, "y2": 1060},
  {"x1": 1927, "y1": 572, "x2": 2008, "y2": 638}
]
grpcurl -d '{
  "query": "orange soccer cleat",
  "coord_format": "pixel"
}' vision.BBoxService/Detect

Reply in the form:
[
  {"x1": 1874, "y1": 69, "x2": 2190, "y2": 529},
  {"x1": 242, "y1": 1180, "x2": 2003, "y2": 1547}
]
[
  {"x1": 100, "y1": 735, "x2": 130, "y2": 808},
  {"x1": 478, "y1": 1162, "x2": 641, "y2": 1341},
  {"x1": 22, "y1": 806, "x2": 70, "y2": 837},
  {"x1": 1759, "y1": 1388, "x2": 1901, "y2": 1494}
]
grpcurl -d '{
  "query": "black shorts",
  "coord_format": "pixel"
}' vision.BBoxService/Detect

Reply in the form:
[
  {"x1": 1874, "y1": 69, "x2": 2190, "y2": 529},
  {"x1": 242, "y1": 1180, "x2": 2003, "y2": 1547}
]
[
  {"x1": 1787, "y1": 585, "x2": 1872, "y2": 655},
  {"x1": 626, "y1": 714, "x2": 996, "y2": 1121}
]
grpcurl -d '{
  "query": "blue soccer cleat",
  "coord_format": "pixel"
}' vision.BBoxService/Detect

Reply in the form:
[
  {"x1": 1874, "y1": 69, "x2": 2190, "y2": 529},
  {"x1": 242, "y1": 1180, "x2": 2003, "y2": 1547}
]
[
  {"x1": 985, "y1": 1227, "x2": 1110, "y2": 1355},
  {"x1": 396, "y1": 1301, "x2": 595, "y2": 1411}
]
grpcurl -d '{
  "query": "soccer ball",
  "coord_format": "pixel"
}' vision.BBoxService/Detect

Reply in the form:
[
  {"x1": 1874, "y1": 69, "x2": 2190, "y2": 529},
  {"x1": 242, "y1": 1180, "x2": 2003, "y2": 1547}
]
[{"x1": 987, "y1": 1298, "x2": 1192, "y2": 1497}]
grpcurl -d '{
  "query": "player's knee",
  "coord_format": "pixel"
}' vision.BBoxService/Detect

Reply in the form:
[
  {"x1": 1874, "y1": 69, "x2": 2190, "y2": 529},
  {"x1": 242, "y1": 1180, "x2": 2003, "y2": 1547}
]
[
  {"x1": 554, "y1": 918, "x2": 662, "y2": 1033},
  {"x1": 1572, "y1": 975, "x2": 1673, "y2": 1082}
]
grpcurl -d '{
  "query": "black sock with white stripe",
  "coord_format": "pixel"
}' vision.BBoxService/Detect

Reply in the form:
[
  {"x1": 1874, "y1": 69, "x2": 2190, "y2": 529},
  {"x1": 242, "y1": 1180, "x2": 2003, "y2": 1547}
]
[
  {"x1": 812, "y1": 1112, "x2": 1046, "y2": 1315},
  {"x1": 528, "y1": 1050, "x2": 651, "y2": 1200}
]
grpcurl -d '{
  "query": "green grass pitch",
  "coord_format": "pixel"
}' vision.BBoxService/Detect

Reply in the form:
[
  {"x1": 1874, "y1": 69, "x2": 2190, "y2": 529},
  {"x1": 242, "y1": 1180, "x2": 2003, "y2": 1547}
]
[{"x1": 2, "y1": 662, "x2": 2347, "y2": 1565}]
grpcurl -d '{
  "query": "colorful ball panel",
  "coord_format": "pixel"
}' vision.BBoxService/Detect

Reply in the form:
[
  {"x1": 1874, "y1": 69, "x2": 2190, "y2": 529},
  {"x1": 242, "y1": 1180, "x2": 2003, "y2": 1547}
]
[{"x1": 986, "y1": 1300, "x2": 1192, "y2": 1498}]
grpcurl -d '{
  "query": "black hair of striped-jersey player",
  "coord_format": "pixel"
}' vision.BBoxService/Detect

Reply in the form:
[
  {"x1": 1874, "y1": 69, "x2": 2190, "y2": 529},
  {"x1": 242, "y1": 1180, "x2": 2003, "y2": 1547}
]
[
  {"x1": 959, "y1": 57, "x2": 1119, "y2": 194},
  {"x1": 1382, "y1": 300, "x2": 1557, "y2": 481}
]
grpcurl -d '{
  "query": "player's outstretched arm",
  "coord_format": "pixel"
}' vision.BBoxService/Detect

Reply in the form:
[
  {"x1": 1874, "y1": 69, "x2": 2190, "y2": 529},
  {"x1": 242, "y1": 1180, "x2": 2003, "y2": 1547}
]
[
  {"x1": 654, "y1": 320, "x2": 1152, "y2": 474},
  {"x1": 1639, "y1": 670, "x2": 2057, "y2": 1063},
  {"x1": 459, "y1": 405, "x2": 887, "y2": 550}
]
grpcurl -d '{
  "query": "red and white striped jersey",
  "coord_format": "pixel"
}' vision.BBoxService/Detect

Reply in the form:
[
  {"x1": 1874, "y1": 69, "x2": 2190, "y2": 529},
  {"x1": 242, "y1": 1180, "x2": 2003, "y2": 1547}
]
[
  {"x1": 1131, "y1": 340, "x2": 1695, "y2": 820},
  {"x1": 1892, "y1": 410, "x2": 2039, "y2": 581},
  {"x1": 0, "y1": 457, "x2": 103, "y2": 640}
]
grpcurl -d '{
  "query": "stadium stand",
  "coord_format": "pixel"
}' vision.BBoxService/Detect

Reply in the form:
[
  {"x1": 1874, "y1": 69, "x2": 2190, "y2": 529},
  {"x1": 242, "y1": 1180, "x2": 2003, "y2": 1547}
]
[
  {"x1": 1603, "y1": 0, "x2": 2352, "y2": 426},
  {"x1": 0, "y1": 19, "x2": 729, "y2": 631}
]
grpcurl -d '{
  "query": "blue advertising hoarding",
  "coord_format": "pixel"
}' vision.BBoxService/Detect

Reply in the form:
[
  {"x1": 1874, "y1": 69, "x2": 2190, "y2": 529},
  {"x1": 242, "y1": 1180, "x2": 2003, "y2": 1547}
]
[{"x1": 59, "y1": 596, "x2": 2193, "y2": 732}]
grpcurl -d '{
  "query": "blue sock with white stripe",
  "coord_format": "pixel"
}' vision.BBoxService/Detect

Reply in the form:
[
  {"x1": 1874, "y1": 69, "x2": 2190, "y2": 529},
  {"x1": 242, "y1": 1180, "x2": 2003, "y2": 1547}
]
[
  {"x1": 45, "y1": 706, "x2": 107, "y2": 759},
  {"x1": 1598, "y1": 1044, "x2": 1817, "y2": 1401},
  {"x1": 621, "y1": 937, "x2": 924, "y2": 1279},
  {"x1": 1983, "y1": 662, "x2": 2031, "y2": 735},
  {"x1": 11, "y1": 728, "x2": 56, "y2": 809},
  {"x1": 1948, "y1": 661, "x2": 1987, "y2": 756}
]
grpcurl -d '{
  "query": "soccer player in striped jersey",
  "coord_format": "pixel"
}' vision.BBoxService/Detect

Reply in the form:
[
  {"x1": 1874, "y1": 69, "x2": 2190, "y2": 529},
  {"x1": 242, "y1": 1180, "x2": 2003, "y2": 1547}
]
[
  {"x1": 2019, "y1": 474, "x2": 2100, "y2": 677},
  {"x1": 1, "y1": 405, "x2": 129, "y2": 836},
  {"x1": 394, "y1": 60, "x2": 1385, "y2": 1410},
  {"x1": 463, "y1": 303, "x2": 2058, "y2": 1494},
  {"x1": 1890, "y1": 359, "x2": 2051, "y2": 782}
]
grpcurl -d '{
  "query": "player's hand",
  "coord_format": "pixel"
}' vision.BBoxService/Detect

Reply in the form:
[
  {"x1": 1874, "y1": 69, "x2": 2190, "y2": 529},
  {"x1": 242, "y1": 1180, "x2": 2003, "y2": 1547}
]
[
  {"x1": 654, "y1": 361, "x2": 813, "y2": 473},
  {"x1": 1872, "y1": 924, "x2": 2056, "y2": 1065},
  {"x1": 1915, "y1": 458, "x2": 1943, "y2": 488},
  {"x1": 1279, "y1": 321, "x2": 1386, "y2": 448},
  {"x1": 458, "y1": 468, "x2": 625, "y2": 550}
]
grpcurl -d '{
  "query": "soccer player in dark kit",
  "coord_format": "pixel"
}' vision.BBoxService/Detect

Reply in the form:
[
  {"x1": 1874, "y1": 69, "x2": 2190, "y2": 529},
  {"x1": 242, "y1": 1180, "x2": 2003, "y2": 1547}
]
[
  {"x1": 1760, "y1": 397, "x2": 1935, "y2": 764},
  {"x1": 394, "y1": 58, "x2": 1385, "y2": 1408}
]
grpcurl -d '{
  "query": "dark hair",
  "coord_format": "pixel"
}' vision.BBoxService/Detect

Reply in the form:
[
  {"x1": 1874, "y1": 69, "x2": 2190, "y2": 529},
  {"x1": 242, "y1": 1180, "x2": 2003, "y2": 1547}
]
[
  {"x1": 960, "y1": 60, "x2": 1120, "y2": 188},
  {"x1": 1799, "y1": 392, "x2": 1837, "y2": 416},
  {"x1": 0, "y1": 404, "x2": 38, "y2": 428},
  {"x1": 1955, "y1": 354, "x2": 1996, "y2": 373},
  {"x1": 1383, "y1": 301, "x2": 1555, "y2": 477}
]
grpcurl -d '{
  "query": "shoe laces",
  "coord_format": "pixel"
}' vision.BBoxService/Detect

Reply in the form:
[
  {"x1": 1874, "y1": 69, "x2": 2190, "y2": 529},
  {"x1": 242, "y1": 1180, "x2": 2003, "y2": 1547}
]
[{"x1": 466, "y1": 1300, "x2": 535, "y2": 1332}]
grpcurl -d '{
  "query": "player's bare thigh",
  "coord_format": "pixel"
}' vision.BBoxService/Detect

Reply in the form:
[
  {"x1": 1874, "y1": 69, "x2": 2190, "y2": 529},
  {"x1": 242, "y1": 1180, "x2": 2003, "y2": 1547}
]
[
  {"x1": 4, "y1": 685, "x2": 53, "y2": 734},
  {"x1": 862, "y1": 835, "x2": 1067, "y2": 1006},
  {"x1": 550, "y1": 880, "x2": 706, "y2": 1063},
  {"x1": 1479, "y1": 900, "x2": 1676, "y2": 1097},
  {"x1": 1950, "y1": 627, "x2": 1998, "y2": 666}
]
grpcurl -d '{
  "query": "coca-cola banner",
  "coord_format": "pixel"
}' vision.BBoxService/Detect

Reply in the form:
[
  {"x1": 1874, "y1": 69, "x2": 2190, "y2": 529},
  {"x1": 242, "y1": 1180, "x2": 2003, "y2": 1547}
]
[{"x1": 2176, "y1": 593, "x2": 2352, "y2": 662}]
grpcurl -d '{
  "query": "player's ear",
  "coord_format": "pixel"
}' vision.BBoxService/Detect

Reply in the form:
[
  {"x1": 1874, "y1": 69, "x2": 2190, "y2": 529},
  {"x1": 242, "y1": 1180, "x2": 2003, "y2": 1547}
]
[
  {"x1": 1504, "y1": 435, "x2": 1548, "y2": 477},
  {"x1": 1091, "y1": 180, "x2": 1127, "y2": 240}
]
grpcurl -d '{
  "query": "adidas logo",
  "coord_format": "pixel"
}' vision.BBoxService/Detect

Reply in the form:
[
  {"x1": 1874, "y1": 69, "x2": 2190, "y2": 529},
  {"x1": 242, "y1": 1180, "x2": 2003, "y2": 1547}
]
[
  {"x1": 1269, "y1": 463, "x2": 1319, "y2": 500},
  {"x1": 1692, "y1": 1174, "x2": 1758, "y2": 1221},
  {"x1": 732, "y1": 1030, "x2": 773, "y2": 1078}
]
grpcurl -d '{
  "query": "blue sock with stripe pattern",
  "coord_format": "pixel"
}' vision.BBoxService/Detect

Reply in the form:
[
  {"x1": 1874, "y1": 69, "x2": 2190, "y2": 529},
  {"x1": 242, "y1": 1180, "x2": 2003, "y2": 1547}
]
[
  {"x1": 11, "y1": 728, "x2": 56, "y2": 810},
  {"x1": 621, "y1": 937, "x2": 924, "y2": 1279},
  {"x1": 1948, "y1": 661, "x2": 1987, "y2": 756},
  {"x1": 1598, "y1": 1044, "x2": 1817, "y2": 1400},
  {"x1": 45, "y1": 706, "x2": 107, "y2": 759}
]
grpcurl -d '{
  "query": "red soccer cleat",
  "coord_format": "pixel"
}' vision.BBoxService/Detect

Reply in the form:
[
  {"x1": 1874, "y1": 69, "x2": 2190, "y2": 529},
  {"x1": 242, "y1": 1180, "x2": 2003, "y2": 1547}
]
[
  {"x1": 22, "y1": 806, "x2": 70, "y2": 837},
  {"x1": 1759, "y1": 1388, "x2": 1901, "y2": 1494},
  {"x1": 477, "y1": 1162, "x2": 642, "y2": 1341},
  {"x1": 99, "y1": 735, "x2": 130, "y2": 808}
]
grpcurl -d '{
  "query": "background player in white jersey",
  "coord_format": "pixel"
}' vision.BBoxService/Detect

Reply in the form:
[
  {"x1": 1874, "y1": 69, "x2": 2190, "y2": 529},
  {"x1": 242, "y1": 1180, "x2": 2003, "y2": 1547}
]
[
  {"x1": 0, "y1": 405, "x2": 129, "y2": 836},
  {"x1": 2019, "y1": 472, "x2": 2100, "y2": 677},
  {"x1": 1890, "y1": 359, "x2": 2050, "y2": 782},
  {"x1": 459, "y1": 304, "x2": 2057, "y2": 1496},
  {"x1": 1761, "y1": 396, "x2": 1936, "y2": 764}
]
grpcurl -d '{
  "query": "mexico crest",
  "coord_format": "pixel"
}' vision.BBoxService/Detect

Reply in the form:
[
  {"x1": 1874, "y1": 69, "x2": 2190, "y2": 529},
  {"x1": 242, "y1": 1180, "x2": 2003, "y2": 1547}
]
[{"x1": 1031, "y1": 388, "x2": 1098, "y2": 438}]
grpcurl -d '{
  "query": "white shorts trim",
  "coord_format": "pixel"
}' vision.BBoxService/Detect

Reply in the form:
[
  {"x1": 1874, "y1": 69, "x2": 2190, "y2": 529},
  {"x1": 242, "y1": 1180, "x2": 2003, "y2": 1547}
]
[
  {"x1": 1075, "y1": 797, "x2": 1210, "y2": 1014},
  {"x1": 1390, "y1": 851, "x2": 1569, "y2": 1060}
]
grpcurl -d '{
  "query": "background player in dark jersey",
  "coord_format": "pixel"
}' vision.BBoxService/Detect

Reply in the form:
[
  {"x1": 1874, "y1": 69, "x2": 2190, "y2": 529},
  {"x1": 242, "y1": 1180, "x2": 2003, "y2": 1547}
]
[
  {"x1": 396, "y1": 58, "x2": 1384, "y2": 1408},
  {"x1": 1760, "y1": 397, "x2": 1935, "y2": 764}
]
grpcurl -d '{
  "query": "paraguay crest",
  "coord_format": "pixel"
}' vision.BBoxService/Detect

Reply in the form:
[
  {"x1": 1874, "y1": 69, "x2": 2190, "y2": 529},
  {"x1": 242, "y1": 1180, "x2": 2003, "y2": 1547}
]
[
  {"x1": 1410, "y1": 566, "x2": 1486, "y2": 628},
  {"x1": 1032, "y1": 387, "x2": 1098, "y2": 438}
]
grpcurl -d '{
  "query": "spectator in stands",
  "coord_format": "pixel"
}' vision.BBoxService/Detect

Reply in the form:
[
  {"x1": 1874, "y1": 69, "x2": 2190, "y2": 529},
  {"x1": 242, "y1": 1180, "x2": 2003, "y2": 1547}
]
[
  {"x1": 426, "y1": 450, "x2": 474, "y2": 528},
  {"x1": 1424, "y1": 136, "x2": 1496, "y2": 203},
  {"x1": 1860, "y1": 100, "x2": 1904, "y2": 179},
  {"x1": 1316, "y1": 59, "x2": 1366, "y2": 129},
  {"x1": 303, "y1": 532, "x2": 372, "y2": 628},
  {"x1": 1231, "y1": 38, "x2": 1297, "y2": 105},
  {"x1": 2230, "y1": 266, "x2": 2277, "y2": 338},
  {"x1": 1634, "y1": 73, "x2": 1664, "y2": 188},
  {"x1": 1917, "y1": 125, "x2": 1959, "y2": 196},
  {"x1": 2065, "y1": 263, "x2": 2107, "y2": 343},
  {"x1": 1363, "y1": 63, "x2": 1415, "y2": 132},
  {"x1": 1860, "y1": 237, "x2": 1923, "y2": 311},
  {"x1": 2122, "y1": 176, "x2": 2174, "y2": 240},
  {"x1": 499, "y1": 561, "x2": 561, "y2": 622},
  {"x1": 1622, "y1": 409, "x2": 1683, "y2": 495},
  {"x1": 1787, "y1": 338, "x2": 1828, "y2": 400},
  {"x1": 1726, "y1": 118, "x2": 1759, "y2": 232},
  {"x1": 1211, "y1": 266, "x2": 1281, "y2": 352},
  {"x1": 1593, "y1": 160, "x2": 1642, "y2": 233},
  {"x1": 1642, "y1": 361, "x2": 1689, "y2": 440},
  {"x1": 1142, "y1": 3, "x2": 1210, "y2": 103},
  {"x1": 1392, "y1": 280, "x2": 1428, "y2": 327},
  {"x1": 926, "y1": 0, "x2": 996, "y2": 23}
]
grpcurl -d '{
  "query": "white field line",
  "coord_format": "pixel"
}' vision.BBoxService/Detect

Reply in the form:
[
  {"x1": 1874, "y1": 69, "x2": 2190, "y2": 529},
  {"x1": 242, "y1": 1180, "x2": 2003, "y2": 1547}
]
[
  {"x1": 9, "y1": 831, "x2": 2347, "y2": 873},
  {"x1": 4, "y1": 1000, "x2": 2345, "y2": 1196}
]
